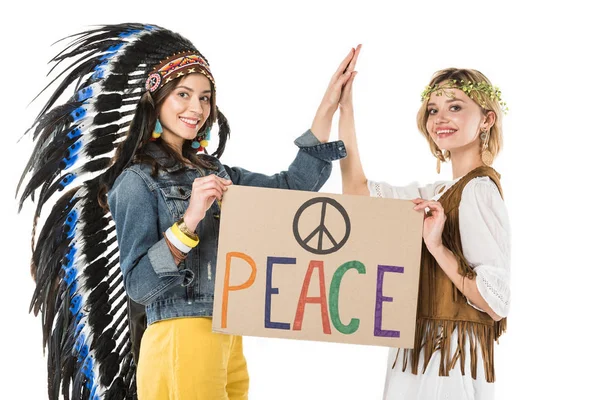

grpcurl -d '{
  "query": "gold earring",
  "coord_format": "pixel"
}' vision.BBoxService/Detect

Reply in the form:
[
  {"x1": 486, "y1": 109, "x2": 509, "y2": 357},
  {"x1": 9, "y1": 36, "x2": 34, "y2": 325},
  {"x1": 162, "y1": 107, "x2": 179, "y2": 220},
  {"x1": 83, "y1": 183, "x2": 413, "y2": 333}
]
[
  {"x1": 480, "y1": 129, "x2": 493, "y2": 166},
  {"x1": 435, "y1": 150, "x2": 443, "y2": 174}
]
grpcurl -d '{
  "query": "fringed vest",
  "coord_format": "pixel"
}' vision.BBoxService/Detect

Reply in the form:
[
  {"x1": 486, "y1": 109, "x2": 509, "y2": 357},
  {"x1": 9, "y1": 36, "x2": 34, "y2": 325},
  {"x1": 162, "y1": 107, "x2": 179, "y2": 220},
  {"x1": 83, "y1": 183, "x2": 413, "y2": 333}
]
[{"x1": 394, "y1": 166, "x2": 506, "y2": 383}]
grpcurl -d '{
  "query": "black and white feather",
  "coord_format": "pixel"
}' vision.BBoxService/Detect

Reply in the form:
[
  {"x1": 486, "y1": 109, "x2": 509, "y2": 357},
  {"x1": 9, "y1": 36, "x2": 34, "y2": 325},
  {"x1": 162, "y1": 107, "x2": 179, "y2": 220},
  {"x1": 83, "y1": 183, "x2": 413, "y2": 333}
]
[{"x1": 17, "y1": 23, "x2": 207, "y2": 400}]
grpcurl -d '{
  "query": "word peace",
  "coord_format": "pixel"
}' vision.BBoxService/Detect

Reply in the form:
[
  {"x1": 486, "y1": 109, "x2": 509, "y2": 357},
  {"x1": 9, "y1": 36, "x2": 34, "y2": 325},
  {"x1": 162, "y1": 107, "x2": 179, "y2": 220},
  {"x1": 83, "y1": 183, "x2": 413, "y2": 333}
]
[{"x1": 220, "y1": 252, "x2": 404, "y2": 337}]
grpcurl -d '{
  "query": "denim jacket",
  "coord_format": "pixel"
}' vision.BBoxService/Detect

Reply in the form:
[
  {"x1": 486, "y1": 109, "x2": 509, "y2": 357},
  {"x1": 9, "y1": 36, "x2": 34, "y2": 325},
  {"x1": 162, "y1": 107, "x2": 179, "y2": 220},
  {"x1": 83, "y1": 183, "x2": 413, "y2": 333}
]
[{"x1": 108, "y1": 130, "x2": 346, "y2": 325}]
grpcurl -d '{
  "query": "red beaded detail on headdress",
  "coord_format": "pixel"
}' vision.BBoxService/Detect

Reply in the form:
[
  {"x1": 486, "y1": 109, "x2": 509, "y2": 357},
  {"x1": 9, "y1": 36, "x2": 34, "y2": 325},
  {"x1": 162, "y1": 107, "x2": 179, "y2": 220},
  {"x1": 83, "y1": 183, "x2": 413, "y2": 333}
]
[
  {"x1": 145, "y1": 73, "x2": 162, "y2": 91},
  {"x1": 145, "y1": 51, "x2": 214, "y2": 93}
]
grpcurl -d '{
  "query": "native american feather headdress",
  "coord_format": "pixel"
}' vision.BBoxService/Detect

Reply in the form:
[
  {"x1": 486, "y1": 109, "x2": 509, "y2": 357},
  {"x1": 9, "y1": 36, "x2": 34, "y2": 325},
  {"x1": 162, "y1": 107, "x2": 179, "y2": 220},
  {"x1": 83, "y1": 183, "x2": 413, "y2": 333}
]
[{"x1": 17, "y1": 23, "x2": 230, "y2": 400}]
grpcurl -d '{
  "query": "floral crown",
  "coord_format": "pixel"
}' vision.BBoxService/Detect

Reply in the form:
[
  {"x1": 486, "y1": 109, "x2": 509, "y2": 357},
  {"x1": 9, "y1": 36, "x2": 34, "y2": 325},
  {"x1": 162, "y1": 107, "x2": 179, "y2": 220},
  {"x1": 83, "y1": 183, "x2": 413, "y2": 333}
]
[{"x1": 421, "y1": 79, "x2": 508, "y2": 114}]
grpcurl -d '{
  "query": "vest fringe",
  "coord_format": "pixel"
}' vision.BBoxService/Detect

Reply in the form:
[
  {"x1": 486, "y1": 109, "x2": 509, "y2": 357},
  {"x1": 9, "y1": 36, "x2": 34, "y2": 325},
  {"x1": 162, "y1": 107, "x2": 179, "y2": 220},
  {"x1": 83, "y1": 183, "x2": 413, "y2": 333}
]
[{"x1": 396, "y1": 318, "x2": 501, "y2": 382}]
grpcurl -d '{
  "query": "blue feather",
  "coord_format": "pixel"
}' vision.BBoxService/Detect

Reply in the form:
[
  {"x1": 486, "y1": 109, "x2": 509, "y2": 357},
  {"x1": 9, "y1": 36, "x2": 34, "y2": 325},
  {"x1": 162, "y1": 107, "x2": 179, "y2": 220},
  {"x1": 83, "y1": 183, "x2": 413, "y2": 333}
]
[
  {"x1": 74, "y1": 310, "x2": 84, "y2": 326},
  {"x1": 66, "y1": 140, "x2": 83, "y2": 158},
  {"x1": 63, "y1": 266, "x2": 77, "y2": 286},
  {"x1": 65, "y1": 244, "x2": 77, "y2": 264},
  {"x1": 67, "y1": 127, "x2": 82, "y2": 140},
  {"x1": 64, "y1": 209, "x2": 78, "y2": 238},
  {"x1": 118, "y1": 29, "x2": 141, "y2": 38},
  {"x1": 70, "y1": 294, "x2": 83, "y2": 315},
  {"x1": 70, "y1": 107, "x2": 87, "y2": 122},
  {"x1": 90, "y1": 383, "x2": 99, "y2": 399},
  {"x1": 82, "y1": 355, "x2": 95, "y2": 383},
  {"x1": 99, "y1": 52, "x2": 117, "y2": 61},
  {"x1": 76, "y1": 87, "x2": 94, "y2": 102},
  {"x1": 75, "y1": 320, "x2": 85, "y2": 337},
  {"x1": 61, "y1": 154, "x2": 79, "y2": 169},
  {"x1": 58, "y1": 173, "x2": 77, "y2": 191},
  {"x1": 91, "y1": 60, "x2": 109, "y2": 80}
]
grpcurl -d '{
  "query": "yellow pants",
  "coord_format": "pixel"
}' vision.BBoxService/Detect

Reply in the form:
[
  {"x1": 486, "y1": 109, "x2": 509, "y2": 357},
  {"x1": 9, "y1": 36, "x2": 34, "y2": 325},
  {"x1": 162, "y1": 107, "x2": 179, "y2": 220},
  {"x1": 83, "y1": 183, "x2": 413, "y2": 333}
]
[{"x1": 137, "y1": 317, "x2": 249, "y2": 400}]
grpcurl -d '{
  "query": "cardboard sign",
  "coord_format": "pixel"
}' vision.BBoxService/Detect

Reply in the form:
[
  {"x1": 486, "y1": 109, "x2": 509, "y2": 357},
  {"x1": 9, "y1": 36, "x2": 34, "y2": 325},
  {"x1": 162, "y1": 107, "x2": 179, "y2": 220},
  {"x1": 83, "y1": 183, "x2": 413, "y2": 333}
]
[{"x1": 212, "y1": 186, "x2": 423, "y2": 348}]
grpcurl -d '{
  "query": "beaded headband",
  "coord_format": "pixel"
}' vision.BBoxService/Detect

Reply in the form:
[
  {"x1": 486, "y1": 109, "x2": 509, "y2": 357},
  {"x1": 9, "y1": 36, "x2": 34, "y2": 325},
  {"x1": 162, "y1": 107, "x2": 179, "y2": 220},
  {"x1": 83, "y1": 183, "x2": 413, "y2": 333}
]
[{"x1": 145, "y1": 51, "x2": 215, "y2": 93}]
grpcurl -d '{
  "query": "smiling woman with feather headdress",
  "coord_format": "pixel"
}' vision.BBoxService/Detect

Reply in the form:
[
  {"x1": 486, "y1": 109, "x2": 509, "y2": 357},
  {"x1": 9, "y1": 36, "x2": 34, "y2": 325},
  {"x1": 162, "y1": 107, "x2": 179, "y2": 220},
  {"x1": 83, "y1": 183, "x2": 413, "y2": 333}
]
[{"x1": 18, "y1": 23, "x2": 358, "y2": 400}]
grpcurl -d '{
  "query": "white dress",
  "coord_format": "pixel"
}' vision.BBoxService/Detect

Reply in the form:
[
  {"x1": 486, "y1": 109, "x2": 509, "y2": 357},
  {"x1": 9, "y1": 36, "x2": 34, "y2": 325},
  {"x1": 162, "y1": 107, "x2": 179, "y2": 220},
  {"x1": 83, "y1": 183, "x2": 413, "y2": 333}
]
[{"x1": 368, "y1": 176, "x2": 511, "y2": 400}]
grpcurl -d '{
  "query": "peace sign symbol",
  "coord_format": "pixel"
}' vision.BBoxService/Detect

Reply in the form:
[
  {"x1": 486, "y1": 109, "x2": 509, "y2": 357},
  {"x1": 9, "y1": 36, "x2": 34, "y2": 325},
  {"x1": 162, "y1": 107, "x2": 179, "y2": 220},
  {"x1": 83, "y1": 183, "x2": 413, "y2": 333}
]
[{"x1": 292, "y1": 197, "x2": 351, "y2": 255}]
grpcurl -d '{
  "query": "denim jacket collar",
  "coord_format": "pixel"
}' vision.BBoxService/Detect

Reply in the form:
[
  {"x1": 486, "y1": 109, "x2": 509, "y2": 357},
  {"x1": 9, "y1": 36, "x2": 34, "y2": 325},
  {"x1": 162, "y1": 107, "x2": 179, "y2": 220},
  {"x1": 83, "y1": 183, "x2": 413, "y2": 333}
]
[{"x1": 142, "y1": 142, "x2": 188, "y2": 173}]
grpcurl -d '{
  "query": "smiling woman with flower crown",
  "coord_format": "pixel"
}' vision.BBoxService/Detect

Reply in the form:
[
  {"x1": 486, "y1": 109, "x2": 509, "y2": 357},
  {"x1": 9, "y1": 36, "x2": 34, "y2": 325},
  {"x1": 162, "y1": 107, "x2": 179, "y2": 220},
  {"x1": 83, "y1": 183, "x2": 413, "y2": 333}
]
[{"x1": 337, "y1": 50, "x2": 510, "y2": 400}]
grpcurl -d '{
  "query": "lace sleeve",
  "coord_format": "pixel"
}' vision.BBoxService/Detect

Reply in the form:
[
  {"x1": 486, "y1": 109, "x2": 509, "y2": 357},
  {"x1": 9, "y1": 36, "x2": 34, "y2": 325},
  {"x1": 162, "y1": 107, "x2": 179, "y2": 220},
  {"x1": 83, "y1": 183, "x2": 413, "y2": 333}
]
[
  {"x1": 367, "y1": 180, "x2": 438, "y2": 200},
  {"x1": 459, "y1": 177, "x2": 511, "y2": 317}
]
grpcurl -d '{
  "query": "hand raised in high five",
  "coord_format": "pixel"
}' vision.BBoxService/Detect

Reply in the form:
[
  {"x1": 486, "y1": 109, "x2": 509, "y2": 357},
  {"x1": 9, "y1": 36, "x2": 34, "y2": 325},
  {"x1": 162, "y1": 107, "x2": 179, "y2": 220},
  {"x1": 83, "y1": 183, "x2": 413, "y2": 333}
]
[
  {"x1": 321, "y1": 44, "x2": 362, "y2": 108},
  {"x1": 337, "y1": 45, "x2": 367, "y2": 196},
  {"x1": 340, "y1": 44, "x2": 361, "y2": 110},
  {"x1": 311, "y1": 44, "x2": 362, "y2": 142}
]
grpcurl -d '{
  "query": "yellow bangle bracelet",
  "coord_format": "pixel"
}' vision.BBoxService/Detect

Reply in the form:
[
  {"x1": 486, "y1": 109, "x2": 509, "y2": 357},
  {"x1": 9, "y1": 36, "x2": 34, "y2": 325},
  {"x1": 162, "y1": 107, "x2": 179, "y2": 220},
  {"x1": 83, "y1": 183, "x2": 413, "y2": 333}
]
[{"x1": 170, "y1": 223, "x2": 199, "y2": 248}]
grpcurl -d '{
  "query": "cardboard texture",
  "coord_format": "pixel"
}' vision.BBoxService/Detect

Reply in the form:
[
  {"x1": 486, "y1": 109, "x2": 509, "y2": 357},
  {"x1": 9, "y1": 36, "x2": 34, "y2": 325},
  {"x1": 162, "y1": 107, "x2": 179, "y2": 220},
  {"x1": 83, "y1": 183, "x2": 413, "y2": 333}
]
[{"x1": 212, "y1": 186, "x2": 423, "y2": 348}]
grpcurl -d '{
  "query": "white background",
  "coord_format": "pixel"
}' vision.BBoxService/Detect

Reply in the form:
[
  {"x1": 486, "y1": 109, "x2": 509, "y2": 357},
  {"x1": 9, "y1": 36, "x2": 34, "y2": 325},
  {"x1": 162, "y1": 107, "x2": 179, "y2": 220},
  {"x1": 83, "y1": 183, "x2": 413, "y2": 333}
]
[{"x1": 1, "y1": 0, "x2": 598, "y2": 399}]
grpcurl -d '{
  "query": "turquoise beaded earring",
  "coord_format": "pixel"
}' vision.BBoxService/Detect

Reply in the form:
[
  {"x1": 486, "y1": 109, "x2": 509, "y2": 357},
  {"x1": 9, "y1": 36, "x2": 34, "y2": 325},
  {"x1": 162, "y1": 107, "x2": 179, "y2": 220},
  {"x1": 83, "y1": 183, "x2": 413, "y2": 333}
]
[
  {"x1": 152, "y1": 119, "x2": 163, "y2": 140},
  {"x1": 192, "y1": 126, "x2": 211, "y2": 151}
]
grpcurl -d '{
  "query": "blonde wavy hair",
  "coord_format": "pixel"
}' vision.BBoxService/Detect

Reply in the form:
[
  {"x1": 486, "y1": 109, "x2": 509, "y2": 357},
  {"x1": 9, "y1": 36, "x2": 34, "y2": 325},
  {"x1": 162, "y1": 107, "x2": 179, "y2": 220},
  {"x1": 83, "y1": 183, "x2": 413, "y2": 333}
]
[{"x1": 417, "y1": 68, "x2": 504, "y2": 165}]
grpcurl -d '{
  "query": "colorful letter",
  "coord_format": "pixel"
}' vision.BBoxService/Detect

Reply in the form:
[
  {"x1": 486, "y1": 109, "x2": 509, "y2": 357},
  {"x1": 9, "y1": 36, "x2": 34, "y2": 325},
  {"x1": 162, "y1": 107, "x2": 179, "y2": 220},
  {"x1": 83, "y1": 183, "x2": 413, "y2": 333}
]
[
  {"x1": 222, "y1": 252, "x2": 257, "y2": 329},
  {"x1": 293, "y1": 260, "x2": 331, "y2": 334},
  {"x1": 265, "y1": 256, "x2": 295, "y2": 330},
  {"x1": 329, "y1": 261, "x2": 366, "y2": 335},
  {"x1": 374, "y1": 264, "x2": 404, "y2": 338}
]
